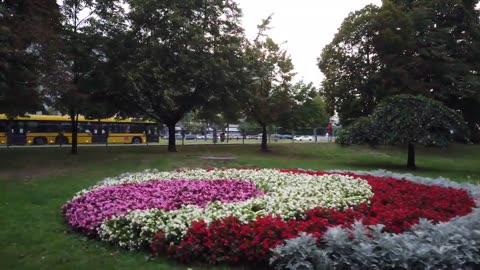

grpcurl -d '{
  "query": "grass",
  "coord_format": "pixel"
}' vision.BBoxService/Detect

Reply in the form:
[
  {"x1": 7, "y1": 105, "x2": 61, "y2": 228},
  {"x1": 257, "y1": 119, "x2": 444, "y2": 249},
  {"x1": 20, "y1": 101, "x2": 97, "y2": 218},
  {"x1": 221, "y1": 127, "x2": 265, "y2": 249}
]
[{"x1": 0, "y1": 143, "x2": 479, "y2": 270}]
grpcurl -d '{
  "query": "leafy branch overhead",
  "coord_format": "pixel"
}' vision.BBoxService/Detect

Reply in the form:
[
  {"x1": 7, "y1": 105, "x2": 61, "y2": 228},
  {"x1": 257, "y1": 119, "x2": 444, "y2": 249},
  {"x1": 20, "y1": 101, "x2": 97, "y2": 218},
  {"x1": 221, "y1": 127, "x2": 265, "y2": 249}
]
[{"x1": 0, "y1": 0, "x2": 61, "y2": 118}]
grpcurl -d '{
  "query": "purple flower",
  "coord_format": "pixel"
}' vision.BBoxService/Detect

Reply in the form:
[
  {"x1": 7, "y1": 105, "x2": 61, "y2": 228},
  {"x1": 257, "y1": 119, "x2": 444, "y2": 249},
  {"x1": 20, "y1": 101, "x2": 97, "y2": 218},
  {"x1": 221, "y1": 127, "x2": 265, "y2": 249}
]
[{"x1": 62, "y1": 179, "x2": 264, "y2": 235}]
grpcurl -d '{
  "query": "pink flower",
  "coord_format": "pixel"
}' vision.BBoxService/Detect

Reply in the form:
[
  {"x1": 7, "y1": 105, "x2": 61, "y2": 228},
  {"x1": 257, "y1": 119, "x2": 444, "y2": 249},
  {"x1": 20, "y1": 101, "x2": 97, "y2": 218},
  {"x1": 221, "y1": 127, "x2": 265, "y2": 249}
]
[{"x1": 62, "y1": 179, "x2": 264, "y2": 235}]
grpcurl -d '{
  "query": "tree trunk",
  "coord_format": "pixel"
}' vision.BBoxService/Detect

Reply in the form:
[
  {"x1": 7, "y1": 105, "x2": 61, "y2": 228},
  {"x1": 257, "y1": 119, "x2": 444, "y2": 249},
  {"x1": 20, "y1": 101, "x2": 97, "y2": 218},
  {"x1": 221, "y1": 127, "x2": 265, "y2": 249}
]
[
  {"x1": 167, "y1": 123, "x2": 177, "y2": 152},
  {"x1": 70, "y1": 112, "x2": 78, "y2": 155},
  {"x1": 226, "y1": 123, "x2": 229, "y2": 143},
  {"x1": 71, "y1": 15, "x2": 78, "y2": 155},
  {"x1": 261, "y1": 124, "x2": 268, "y2": 152},
  {"x1": 213, "y1": 127, "x2": 217, "y2": 144},
  {"x1": 6, "y1": 118, "x2": 13, "y2": 147},
  {"x1": 407, "y1": 142, "x2": 415, "y2": 169}
]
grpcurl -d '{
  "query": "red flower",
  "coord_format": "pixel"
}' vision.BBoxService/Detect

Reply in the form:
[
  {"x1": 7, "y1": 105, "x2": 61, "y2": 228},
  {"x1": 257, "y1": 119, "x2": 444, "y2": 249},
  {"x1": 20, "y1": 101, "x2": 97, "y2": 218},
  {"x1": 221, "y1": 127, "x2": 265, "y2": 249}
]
[{"x1": 151, "y1": 169, "x2": 475, "y2": 265}]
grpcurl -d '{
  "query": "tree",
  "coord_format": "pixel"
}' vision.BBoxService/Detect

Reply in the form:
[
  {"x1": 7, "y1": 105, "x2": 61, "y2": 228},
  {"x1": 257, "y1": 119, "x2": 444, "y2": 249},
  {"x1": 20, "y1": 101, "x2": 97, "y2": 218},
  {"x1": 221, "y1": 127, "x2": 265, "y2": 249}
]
[
  {"x1": 195, "y1": 53, "x2": 246, "y2": 143},
  {"x1": 80, "y1": 5, "x2": 128, "y2": 121},
  {"x1": 319, "y1": 0, "x2": 480, "y2": 141},
  {"x1": 116, "y1": 0, "x2": 244, "y2": 152},
  {"x1": 337, "y1": 95, "x2": 468, "y2": 169},
  {"x1": 242, "y1": 16, "x2": 296, "y2": 152},
  {"x1": 196, "y1": 81, "x2": 244, "y2": 143},
  {"x1": 277, "y1": 82, "x2": 330, "y2": 133},
  {"x1": 0, "y1": 0, "x2": 61, "y2": 142},
  {"x1": 0, "y1": 18, "x2": 40, "y2": 118},
  {"x1": 318, "y1": 4, "x2": 385, "y2": 125},
  {"x1": 44, "y1": 0, "x2": 124, "y2": 154},
  {"x1": 401, "y1": 0, "x2": 480, "y2": 142},
  {"x1": 238, "y1": 120, "x2": 258, "y2": 137}
]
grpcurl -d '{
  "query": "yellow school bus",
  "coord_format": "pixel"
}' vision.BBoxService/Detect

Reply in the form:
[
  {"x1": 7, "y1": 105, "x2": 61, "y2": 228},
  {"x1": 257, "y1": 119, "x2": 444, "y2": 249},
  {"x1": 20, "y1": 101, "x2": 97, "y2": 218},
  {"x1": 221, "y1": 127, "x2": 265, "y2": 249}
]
[{"x1": 0, "y1": 114, "x2": 160, "y2": 145}]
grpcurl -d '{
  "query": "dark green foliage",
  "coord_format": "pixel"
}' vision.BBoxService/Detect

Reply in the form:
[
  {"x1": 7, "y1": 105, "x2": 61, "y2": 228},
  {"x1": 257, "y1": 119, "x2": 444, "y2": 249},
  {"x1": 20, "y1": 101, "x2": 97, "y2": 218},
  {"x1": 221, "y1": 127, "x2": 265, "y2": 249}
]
[
  {"x1": 0, "y1": 29, "x2": 40, "y2": 118},
  {"x1": 0, "y1": 0, "x2": 61, "y2": 118},
  {"x1": 319, "y1": 0, "x2": 480, "y2": 140},
  {"x1": 365, "y1": 95, "x2": 466, "y2": 146},
  {"x1": 318, "y1": 4, "x2": 384, "y2": 125},
  {"x1": 277, "y1": 82, "x2": 330, "y2": 132},
  {"x1": 241, "y1": 15, "x2": 296, "y2": 152},
  {"x1": 337, "y1": 117, "x2": 377, "y2": 145},
  {"x1": 42, "y1": 0, "x2": 124, "y2": 154},
  {"x1": 338, "y1": 95, "x2": 468, "y2": 168},
  {"x1": 117, "y1": 0, "x2": 244, "y2": 152}
]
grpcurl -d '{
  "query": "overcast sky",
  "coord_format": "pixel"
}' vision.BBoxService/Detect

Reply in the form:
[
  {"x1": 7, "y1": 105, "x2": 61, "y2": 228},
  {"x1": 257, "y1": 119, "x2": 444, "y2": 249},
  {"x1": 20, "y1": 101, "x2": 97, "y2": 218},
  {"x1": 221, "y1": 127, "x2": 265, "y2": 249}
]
[{"x1": 237, "y1": 0, "x2": 383, "y2": 87}]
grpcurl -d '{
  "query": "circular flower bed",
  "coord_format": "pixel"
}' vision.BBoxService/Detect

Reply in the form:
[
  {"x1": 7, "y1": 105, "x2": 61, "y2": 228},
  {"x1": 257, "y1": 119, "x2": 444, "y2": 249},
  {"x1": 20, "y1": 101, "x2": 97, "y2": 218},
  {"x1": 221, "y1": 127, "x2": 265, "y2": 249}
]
[{"x1": 62, "y1": 169, "x2": 478, "y2": 268}]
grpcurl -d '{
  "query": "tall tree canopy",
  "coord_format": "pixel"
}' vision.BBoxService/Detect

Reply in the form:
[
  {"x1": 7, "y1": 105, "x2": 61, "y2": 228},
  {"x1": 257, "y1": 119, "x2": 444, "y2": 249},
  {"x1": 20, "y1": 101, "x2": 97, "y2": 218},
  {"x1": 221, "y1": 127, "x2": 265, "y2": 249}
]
[
  {"x1": 116, "y1": 0, "x2": 245, "y2": 152},
  {"x1": 277, "y1": 82, "x2": 330, "y2": 133},
  {"x1": 241, "y1": 16, "x2": 296, "y2": 152},
  {"x1": 0, "y1": 0, "x2": 61, "y2": 118},
  {"x1": 319, "y1": 0, "x2": 480, "y2": 141},
  {"x1": 43, "y1": 0, "x2": 124, "y2": 154},
  {"x1": 319, "y1": 5, "x2": 381, "y2": 124},
  {"x1": 337, "y1": 95, "x2": 468, "y2": 169}
]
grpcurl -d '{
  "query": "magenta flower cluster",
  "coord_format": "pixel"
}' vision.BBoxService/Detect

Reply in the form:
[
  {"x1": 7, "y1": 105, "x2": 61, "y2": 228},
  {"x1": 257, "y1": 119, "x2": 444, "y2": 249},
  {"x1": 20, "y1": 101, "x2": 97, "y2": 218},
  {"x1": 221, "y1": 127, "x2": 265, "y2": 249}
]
[{"x1": 62, "y1": 179, "x2": 264, "y2": 234}]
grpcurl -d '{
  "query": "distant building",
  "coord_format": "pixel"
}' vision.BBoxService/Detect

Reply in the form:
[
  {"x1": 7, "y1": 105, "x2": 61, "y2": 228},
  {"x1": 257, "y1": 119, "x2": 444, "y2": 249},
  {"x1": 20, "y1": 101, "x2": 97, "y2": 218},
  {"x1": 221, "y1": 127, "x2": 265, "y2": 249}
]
[{"x1": 226, "y1": 124, "x2": 240, "y2": 133}]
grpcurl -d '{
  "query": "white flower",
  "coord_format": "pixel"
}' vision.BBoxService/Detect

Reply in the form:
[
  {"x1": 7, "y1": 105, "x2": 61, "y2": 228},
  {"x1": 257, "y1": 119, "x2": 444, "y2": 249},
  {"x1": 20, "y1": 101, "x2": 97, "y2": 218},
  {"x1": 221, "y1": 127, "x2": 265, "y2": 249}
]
[{"x1": 90, "y1": 169, "x2": 374, "y2": 249}]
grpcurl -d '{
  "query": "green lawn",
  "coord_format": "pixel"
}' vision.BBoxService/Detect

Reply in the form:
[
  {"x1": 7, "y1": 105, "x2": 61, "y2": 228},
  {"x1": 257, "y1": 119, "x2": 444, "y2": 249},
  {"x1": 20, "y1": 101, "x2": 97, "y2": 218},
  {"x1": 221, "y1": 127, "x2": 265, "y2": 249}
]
[{"x1": 1, "y1": 143, "x2": 479, "y2": 270}]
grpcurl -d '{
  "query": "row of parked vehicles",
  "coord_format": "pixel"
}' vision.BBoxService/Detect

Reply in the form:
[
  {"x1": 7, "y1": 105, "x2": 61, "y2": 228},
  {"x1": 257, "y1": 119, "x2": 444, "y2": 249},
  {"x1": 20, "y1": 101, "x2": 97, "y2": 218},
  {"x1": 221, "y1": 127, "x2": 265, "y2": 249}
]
[
  {"x1": 248, "y1": 134, "x2": 316, "y2": 141},
  {"x1": 163, "y1": 134, "x2": 239, "y2": 140},
  {"x1": 162, "y1": 133, "x2": 317, "y2": 141},
  {"x1": 269, "y1": 134, "x2": 316, "y2": 141}
]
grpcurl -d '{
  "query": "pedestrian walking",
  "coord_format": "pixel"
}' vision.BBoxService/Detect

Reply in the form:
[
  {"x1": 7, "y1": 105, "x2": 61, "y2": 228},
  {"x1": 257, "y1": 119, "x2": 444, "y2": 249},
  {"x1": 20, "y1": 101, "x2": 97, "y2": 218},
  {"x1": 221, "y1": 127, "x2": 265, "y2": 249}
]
[{"x1": 327, "y1": 122, "x2": 333, "y2": 142}]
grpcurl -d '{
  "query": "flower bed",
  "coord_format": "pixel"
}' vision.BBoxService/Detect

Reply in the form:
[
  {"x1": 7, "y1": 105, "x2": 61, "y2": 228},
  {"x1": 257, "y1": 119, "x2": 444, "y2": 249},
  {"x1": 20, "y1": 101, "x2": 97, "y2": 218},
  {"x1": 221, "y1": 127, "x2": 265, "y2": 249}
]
[
  {"x1": 62, "y1": 169, "x2": 479, "y2": 268},
  {"x1": 270, "y1": 170, "x2": 480, "y2": 269}
]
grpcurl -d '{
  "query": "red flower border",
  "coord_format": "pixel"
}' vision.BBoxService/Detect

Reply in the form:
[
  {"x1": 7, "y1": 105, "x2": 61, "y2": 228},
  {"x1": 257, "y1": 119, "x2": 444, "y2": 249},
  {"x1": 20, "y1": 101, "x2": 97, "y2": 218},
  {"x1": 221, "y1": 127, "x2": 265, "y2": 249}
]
[{"x1": 152, "y1": 169, "x2": 475, "y2": 265}]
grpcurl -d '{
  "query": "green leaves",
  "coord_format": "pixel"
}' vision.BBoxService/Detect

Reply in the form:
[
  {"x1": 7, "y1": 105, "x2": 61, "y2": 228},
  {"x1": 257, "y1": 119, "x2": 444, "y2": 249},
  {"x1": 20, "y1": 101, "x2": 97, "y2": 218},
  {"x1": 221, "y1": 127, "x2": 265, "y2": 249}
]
[
  {"x1": 112, "y1": 0, "x2": 246, "y2": 151},
  {"x1": 318, "y1": 5, "x2": 383, "y2": 125},
  {"x1": 337, "y1": 94, "x2": 468, "y2": 168},
  {"x1": 338, "y1": 94, "x2": 468, "y2": 146},
  {"x1": 0, "y1": 0, "x2": 61, "y2": 118},
  {"x1": 242, "y1": 18, "x2": 296, "y2": 125},
  {"x1": 319, "y1": 0, "x2": 480, "y2": 140},
  {"x1": 277, "y1": 82, "x2": 329, "y2": 131}
]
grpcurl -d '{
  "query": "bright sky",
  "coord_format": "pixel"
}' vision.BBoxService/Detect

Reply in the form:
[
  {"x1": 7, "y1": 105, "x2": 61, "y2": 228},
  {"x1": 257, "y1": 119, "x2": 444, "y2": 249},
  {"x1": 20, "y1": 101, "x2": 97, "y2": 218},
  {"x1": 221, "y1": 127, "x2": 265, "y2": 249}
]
[{"x1": 237, "y1": 0, "x2": 383, "y2": 86}]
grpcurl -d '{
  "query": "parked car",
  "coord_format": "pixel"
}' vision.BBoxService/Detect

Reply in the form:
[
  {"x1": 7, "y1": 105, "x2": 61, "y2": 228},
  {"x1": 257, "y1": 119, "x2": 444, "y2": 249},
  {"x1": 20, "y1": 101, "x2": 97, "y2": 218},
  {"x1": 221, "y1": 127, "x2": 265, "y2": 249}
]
[
  {"x1": 227, "y1": 133, "x2": 242, "y2": 140},
  {"x1": 206, "y1": 134, "x2": 219, "y2": 140},
  {"x1": 294, "y1": 135, "x2": 313, "y2": 141},
  {"x1": 270, "y1": 134, "x2": 283, "y2": 139},
  {"x1": 196, "y1": 134, "x2": 207, "y2": 140},
  {"x1": 185, "y1": 134, "x2": 196, "y2": 140},
  {"x1": 281, "y1": 134, "x2": 293, "y2": 140}
]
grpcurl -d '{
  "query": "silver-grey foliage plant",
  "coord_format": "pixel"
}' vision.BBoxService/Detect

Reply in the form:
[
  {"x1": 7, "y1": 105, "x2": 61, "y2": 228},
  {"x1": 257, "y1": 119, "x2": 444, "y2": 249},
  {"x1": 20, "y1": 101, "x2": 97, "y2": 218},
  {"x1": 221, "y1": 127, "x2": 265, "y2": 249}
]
[{"x1": 270, "y1": 170, "x2": 480, "y2": 270}]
